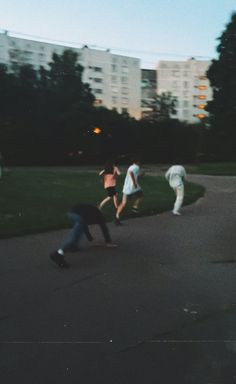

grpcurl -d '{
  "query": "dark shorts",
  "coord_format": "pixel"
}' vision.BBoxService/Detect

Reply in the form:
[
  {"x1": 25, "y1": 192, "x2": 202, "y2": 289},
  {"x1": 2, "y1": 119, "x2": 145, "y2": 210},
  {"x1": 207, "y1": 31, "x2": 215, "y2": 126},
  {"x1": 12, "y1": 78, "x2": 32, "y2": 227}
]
[
  {"x1": 126, "y1": 189, "x2": 144, "y2": 199},
  {"x1": 106, "y1": 186, "x2": 117, "y2": 197}
]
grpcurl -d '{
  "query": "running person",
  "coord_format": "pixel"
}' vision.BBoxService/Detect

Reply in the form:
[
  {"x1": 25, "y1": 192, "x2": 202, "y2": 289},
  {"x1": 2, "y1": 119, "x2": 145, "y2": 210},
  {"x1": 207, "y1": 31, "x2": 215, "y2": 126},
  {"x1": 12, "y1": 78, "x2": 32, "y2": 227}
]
[
  {"x1": 114, "y1": 159, "x2": 144, "y2": 225},
  {"x1": 98, "y1": 161, "x2": 121, "y2": 210}
]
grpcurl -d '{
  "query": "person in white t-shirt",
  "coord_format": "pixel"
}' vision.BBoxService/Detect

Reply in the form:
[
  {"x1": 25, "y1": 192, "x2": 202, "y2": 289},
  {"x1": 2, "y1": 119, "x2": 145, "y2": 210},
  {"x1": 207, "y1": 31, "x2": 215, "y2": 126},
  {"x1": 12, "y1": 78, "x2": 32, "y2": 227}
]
[
  {"x1": 165, "y1": 164, "x2": 187, "y2": 215},
  {"x1": 114, "y1": 159, "x2": 144, "y2": 225}
]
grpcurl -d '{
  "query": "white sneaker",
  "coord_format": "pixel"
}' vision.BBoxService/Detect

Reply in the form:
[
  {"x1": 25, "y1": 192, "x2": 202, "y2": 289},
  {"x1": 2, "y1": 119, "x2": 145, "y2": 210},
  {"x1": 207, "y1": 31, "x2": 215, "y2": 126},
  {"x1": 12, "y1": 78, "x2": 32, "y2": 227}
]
[{"x1": 172, "y1": 210, "x2": 181, "y2": 216}]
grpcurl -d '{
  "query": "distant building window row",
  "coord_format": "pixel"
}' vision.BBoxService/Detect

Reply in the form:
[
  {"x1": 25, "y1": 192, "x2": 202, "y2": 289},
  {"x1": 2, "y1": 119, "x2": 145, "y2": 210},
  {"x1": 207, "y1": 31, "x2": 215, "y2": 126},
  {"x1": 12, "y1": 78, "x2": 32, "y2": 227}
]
[
  {"x1": 89, "y1": 66, "x2": 103, "y2": 72},
  {"x1": 94, "y1": 89, "x2": 103, "y2": 94}
]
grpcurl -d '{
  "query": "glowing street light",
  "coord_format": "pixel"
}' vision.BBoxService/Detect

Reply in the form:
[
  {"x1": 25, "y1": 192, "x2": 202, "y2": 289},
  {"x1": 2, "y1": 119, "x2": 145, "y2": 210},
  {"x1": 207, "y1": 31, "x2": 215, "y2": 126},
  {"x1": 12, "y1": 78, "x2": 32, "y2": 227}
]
[{"x1": 93, "y1": 127, "x2": 102, "y2": 134}]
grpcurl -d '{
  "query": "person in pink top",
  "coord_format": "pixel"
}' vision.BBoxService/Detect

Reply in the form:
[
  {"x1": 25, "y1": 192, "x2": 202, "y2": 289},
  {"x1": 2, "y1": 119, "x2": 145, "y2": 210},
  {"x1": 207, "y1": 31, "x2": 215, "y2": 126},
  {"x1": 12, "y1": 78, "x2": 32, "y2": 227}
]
[{"x1": 98, "y1": 161, "x2": 121, "y2": 210}]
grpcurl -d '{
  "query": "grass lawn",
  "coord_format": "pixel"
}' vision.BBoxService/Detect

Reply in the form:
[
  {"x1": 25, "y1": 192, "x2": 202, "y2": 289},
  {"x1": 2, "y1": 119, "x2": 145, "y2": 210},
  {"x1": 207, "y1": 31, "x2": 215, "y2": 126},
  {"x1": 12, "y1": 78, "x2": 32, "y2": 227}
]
[
  {"x1": 0, "y1": 168, "x2": 205, "y2": 238},
  {"x1": 185, "y1": 162, "x2": 236, "y2": 176}
]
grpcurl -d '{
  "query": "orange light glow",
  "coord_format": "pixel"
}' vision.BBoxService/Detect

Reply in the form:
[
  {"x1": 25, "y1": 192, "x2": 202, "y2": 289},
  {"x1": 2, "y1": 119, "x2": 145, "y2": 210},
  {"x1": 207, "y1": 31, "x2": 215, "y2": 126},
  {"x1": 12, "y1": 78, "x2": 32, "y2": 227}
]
[
  {"x1": 198, "y1": 104, "x2": 205, "y2": 109},
  {"x1": 198, "y1": 95, "x2": 206, "y2": 100},
  {"x1": 93, "y1": 127, "x2": 102, "y2": 134},
  {"x1": 94, "y1": 99, "x2": 102, "y2": 105},
  {"x1": 196, "y1": 114, "x2": 205, "y2": 119},
  {"x1": 197, "y1": 85, "x2": 207, "y2": 90}
]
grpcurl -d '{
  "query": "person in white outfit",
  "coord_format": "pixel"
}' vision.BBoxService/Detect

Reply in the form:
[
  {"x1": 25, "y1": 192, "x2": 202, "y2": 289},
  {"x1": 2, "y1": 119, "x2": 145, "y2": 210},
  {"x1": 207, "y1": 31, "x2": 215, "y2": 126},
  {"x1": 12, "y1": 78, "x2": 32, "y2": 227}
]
[
  {"x1": 165, "y1": 165, "x2": 187, "y2": 215},
  {"x1": 114, "y1": 159, "x2": 144, "y2": 225}
]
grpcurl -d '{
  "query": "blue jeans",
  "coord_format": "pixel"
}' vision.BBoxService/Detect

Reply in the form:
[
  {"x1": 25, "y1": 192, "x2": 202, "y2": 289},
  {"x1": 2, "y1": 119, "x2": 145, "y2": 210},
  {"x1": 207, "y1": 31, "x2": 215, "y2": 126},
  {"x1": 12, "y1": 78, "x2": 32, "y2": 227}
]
[{"x1": 61, "y1": 213, "x2": 84, "y2": 251}]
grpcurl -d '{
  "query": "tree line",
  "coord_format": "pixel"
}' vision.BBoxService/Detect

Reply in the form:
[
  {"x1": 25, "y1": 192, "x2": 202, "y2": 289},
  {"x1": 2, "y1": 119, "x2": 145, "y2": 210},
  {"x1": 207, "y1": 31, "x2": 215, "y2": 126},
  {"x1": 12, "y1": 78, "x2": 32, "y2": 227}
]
[{"x1": 1, "y1": 9, "x2": 236, "y2": 167}]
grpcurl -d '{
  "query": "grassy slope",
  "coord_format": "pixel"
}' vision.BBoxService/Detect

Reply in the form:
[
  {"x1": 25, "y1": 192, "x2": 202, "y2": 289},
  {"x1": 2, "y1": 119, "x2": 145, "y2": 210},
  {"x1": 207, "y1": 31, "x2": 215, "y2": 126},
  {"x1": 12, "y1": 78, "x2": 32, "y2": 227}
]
[{"x1": 0, "y1": 168, "x2": 204, "y2": 238}]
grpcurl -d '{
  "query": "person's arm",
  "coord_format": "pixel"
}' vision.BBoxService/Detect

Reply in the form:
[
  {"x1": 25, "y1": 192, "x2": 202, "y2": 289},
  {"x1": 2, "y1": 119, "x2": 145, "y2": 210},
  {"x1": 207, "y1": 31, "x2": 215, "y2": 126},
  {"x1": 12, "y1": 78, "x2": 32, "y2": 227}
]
[
  {"x1": 115, "y1": 167, "x2": 121, "y2": 176},
  {"x1": 165, "y1": 168, "x2": 170, "y2": 181},
  {"x1": 83, "y1": 224, "x2": 93, "y2": 242}
]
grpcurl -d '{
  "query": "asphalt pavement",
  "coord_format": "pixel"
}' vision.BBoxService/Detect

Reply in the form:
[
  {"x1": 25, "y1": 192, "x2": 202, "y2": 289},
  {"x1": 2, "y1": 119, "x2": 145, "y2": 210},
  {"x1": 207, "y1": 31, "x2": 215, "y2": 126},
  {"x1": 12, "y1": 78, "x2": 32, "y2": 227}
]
[{"x1": 1, "y1": 174, "x2": 236, "y2": 383}]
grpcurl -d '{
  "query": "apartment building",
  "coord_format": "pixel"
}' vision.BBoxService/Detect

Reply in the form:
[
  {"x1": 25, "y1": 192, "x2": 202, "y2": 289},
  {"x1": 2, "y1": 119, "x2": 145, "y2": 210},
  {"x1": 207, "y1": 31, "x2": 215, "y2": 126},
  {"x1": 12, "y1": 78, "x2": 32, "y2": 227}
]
[
  {"x1": 157, "y1": 58, "x2": 212, "y2": 123},
  {"x1": 0, "y1": 31, "x2": 141, "y2": 119},
  {"x1": 141, "y1": 69, "x2": 157, "y2": 118}
]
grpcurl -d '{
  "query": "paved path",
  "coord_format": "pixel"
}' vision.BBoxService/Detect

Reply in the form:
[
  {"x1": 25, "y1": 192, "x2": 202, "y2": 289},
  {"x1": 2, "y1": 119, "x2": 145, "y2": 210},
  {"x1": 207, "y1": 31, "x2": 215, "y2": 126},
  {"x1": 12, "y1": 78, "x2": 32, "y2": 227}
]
[{"x1": 1, "y1": 175, "x2": 236, "y2": 383}]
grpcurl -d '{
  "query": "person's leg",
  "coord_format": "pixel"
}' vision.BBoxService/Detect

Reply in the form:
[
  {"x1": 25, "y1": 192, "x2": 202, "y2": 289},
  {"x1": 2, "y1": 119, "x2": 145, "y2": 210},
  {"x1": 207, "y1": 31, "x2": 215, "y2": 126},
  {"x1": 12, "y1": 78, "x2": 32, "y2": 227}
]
[
  {"x1": 114, "y1": 194, "x2": 127, "y2": 224},
  {"x1": 61, "y1": 213, "x2": 84, "y2": 251},
  {"x1": 173, "y1": 185, "x2": 184, "y2": 214},
  {"x1": 132, "y1": 191, "x2": 144, "y2": 212},
  {"x1": 116, "y1": 194, "x2": 127, "y2": 218},
  {"x1": 50, "y1": 213, "x2": 84, "y2": 268},
  {"x1": 132, "y1": 197, "x2": 143, "y2": 212},
  {"x1": 99, "y1": 196, "x2": 111, "y2": 209},
  {"x1": 113, "y1": 194, "x2": 119, "y2": 209}
]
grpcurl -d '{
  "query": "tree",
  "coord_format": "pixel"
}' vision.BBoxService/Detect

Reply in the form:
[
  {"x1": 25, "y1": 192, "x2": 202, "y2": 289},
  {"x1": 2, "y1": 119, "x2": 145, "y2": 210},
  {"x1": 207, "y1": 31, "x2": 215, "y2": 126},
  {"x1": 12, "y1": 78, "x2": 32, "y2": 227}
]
[
  {"x1": 43, "y1": 50, "x2": 94, "y2": 107},
  {"x1": 143, "y1": 92, "x2": 177, "y2": 122},
  {"x1": 206, "y1": 12, "x2": 236, "y2": 159}
]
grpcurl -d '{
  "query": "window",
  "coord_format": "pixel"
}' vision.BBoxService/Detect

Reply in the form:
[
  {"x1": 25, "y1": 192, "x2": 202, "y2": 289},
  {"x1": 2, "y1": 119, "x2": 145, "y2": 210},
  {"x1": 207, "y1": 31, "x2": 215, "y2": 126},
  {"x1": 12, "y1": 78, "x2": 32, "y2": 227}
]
[
  {"x1": 111, "y1": 75, "x2": 117, "y2": 83},
  {"x1": 173, "y1": 80, "x2": 179, "y2": 88},
  {"x1": 112, "y1": 86, "x2": 118, "y2": 93},
  {"x1": 122, "y1": 107, "x2": 128, "y2": 114},
  {"x1": 183, "y1": 100, "x2": 189, "y2": 108},
  {"x1": 94, "y1": 89, "x2": 103, "y2": 94},
  {"x1": 111, "y1": 64, "x2": 117, "y2": 72},
  {"x1": 183, "y1": 81, "x2": 189, "y2": 89},
  {"x1": 122, "y1": 87, "x2": 129, "y2": 95},
  {"x1": 112, "y1": 96, "x2": 118, "y2": 104},
  {"x1": 94, "y1": 78, "x2": 103, "y2": 83},
  {"x1": 94, "y1": 67, "x2": 102, "y2": 72},
  {"x1": 122, "y1": 97, "x2": 128, "y2": 104},
  {"x1": 197, "y1": 85, "x2": 207, "y2": 90},
  {"x1": 197, "y1": 104, "x2": 205, "y2": 109},
  {"x1": 121, "y1": 76, "x2": 128, "y2": 84},
  {"x1": 195, "y1": 113, "x2": 205, "y2": 119},
  {"x1": 94, "y1": 99, "x2": 103, "y2": 106},
  {"x1": 172, "y1": 70, "x2": 180, "y2": 77}
]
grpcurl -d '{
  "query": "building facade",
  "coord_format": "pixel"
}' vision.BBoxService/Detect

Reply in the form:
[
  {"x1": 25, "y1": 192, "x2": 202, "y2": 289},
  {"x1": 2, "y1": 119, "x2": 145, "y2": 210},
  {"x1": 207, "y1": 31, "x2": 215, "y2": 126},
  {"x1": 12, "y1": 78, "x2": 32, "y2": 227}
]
[
  {"x1": 141, "y1": 69, "x2": 157, "y2": 118},
  {"x1": 156, "y1": 58, "x2": 212, "y2": 123},
  {"x1": 0, "y1": 31, "x2": 141, "y2": 119}
]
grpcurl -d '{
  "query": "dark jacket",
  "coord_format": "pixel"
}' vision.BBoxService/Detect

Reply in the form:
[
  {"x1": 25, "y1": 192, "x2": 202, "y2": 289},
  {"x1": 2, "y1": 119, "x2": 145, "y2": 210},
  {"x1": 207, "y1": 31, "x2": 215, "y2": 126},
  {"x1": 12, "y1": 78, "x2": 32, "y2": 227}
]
[{"x1": 70, "y1": 204, "x2": 111, "y2": 243}]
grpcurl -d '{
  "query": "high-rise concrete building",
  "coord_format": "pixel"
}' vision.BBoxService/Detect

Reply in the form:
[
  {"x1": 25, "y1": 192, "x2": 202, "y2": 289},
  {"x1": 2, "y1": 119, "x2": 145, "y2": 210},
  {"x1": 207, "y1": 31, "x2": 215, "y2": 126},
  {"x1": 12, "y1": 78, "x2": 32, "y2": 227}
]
[
  {"x1": 141, "y1": 69, "x2": 157, "y2": 118},
  {"x1": 0, "y1": 31, "x2": 141, "y2": 119},
  {"x1": 157, "y1": 58, "x2": 212, "y2": 123}
]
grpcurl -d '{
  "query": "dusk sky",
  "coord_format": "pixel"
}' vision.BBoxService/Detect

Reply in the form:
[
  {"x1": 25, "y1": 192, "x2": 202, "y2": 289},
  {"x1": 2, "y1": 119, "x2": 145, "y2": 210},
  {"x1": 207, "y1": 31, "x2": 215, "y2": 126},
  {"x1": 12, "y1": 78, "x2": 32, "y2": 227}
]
[{"x1": 0, "y1": 0, "x2": 236, "y2": 68}]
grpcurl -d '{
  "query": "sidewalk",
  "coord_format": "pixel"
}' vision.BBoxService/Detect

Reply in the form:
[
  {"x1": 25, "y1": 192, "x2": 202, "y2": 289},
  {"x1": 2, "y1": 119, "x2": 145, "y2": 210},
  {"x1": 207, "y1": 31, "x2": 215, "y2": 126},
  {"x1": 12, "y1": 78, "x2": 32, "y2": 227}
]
[{"x1": 1, "y1": 175, "x2": 236, "y2": 383}]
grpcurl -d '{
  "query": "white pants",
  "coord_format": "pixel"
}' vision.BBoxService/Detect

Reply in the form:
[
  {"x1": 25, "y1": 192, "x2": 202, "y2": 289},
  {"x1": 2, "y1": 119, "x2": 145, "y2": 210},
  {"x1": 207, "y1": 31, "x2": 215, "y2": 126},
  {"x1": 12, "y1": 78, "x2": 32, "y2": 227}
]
[{"x1": 172, "y1": 184, "x2": 184, "y2": 213}]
